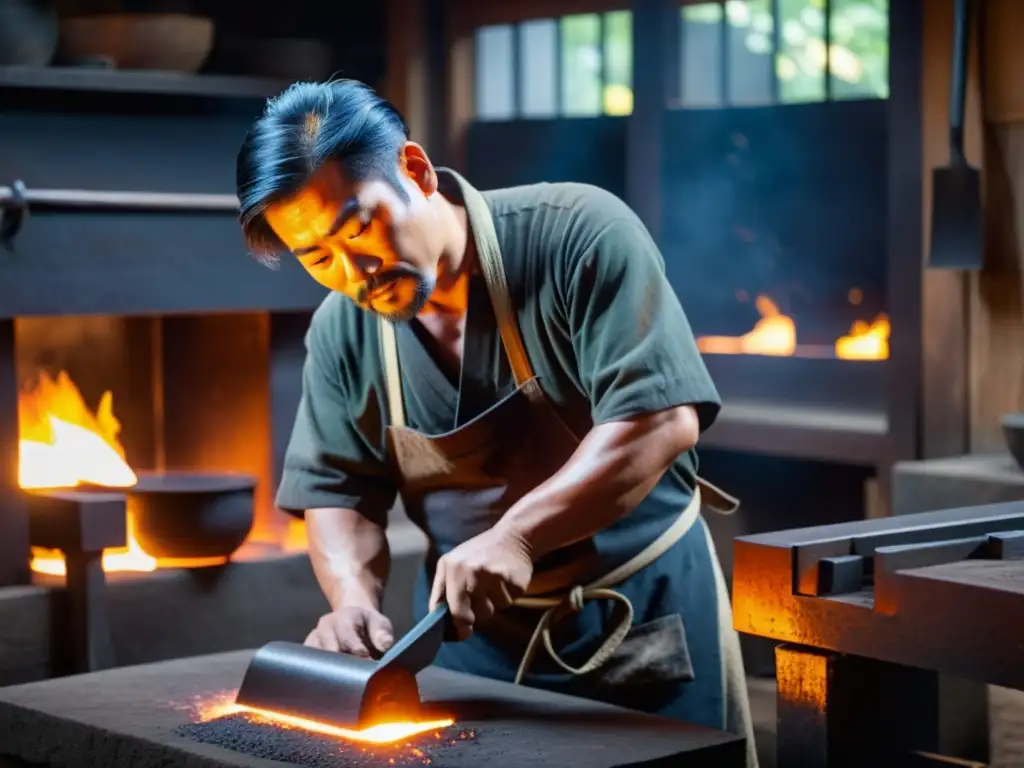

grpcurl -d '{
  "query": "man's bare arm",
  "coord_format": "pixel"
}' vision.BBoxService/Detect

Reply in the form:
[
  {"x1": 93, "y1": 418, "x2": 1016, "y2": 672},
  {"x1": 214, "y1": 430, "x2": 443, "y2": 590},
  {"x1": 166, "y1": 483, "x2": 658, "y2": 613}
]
[
  {"x1": 496, "y1": 404, "x2": 700, "y2": 560},
  {"x1": 305, "y1": 507, "x2": 390, "y2": 611}
]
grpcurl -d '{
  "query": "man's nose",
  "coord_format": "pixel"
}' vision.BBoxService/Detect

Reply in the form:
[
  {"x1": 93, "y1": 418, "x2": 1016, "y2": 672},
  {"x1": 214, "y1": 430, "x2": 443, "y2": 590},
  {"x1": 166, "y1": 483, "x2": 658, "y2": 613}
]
[{"x1": 343, "y1": 251, "x2": 384, "y2": 279}]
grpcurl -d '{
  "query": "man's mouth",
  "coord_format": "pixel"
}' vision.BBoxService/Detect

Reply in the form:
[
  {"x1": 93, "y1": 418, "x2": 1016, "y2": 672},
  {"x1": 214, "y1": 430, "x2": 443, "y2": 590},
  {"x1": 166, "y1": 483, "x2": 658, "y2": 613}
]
[{"x1": 368, "y1": 280, "x2": 397, "y2": 300}]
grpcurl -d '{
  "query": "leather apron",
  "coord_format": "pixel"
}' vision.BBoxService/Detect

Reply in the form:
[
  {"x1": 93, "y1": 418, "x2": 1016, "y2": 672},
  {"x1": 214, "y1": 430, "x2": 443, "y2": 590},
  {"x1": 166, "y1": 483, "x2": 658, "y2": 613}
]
[{"x1": 379, "y1": 173, "x2": 757, "y2": 768}]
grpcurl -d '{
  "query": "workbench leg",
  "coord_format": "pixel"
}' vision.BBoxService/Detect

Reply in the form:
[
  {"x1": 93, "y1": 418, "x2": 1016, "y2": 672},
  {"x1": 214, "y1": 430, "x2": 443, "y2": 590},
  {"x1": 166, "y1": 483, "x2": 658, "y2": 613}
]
[{"x1": 775, "y1": 644, "x2": 939, "y2": 768}]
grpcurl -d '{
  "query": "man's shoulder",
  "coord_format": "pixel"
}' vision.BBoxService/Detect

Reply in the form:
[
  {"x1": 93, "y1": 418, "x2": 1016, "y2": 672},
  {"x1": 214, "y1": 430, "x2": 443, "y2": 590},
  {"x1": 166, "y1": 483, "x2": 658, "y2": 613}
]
[
  {"x1": 486, "y1": 181, "x2": 639, "y2": 232},
  {"x1": 485, "y1": 181, "x2": 649, "y2": 272}
]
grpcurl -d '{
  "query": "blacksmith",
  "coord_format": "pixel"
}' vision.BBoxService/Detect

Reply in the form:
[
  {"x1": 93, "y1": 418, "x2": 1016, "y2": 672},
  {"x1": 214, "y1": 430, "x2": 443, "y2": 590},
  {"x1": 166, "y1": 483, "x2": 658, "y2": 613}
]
[{"x1": 235, "y1": 78, "x2": 756, "y2": 766}]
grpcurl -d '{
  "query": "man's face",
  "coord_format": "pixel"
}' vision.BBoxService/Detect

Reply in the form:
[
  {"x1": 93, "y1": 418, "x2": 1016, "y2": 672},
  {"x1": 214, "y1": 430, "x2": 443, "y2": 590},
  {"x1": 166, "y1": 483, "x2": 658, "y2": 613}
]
[{"x1": 263, "y1": 149, "x2": 440, "y2": 322}]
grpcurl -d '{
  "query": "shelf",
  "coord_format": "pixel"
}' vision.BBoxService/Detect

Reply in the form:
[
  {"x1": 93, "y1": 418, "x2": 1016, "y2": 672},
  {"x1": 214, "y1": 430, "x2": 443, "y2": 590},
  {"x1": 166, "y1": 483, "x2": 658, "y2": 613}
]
[
  {"x1": 702, "y1": 401, "x2": 893, "y2": 466},
  {"x1": 0, "y1": 66, "x2": 287, "y2": 100}
]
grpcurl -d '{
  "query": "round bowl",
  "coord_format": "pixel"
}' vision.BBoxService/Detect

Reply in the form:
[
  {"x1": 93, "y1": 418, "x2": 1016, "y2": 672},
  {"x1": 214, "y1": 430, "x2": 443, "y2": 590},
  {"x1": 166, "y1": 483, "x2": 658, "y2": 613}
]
[
  {"x1": 0, "y1": 0, "x2": 59, "y2": 67},
  {"x1": 1002, "y1": 412, "x2": 1024, "y2": 471},
  {"x1": 57, "y1": 13, "x2": 214, "y2": 72},
  {"x1": 125, "y1": 470, "x2": 255, "y2": 561}
]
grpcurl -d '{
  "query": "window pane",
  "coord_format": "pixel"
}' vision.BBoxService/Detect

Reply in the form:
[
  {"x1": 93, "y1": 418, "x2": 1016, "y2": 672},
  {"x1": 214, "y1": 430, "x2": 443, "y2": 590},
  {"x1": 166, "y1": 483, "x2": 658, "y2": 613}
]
[
  {"x1": 519, "y1": 20, "x2": 558, "y2": 117},
  {"x1": 475, "y1": 25, "x2": 515, "y2": 120},
  {"x1": 829, "y1": 0, "x2": 889, "y2": 99},
  {"x1": 777, "y1": 0, "x2": 826, "y2": 103},
  {"x1": 603, "y1": 10, "x2": 633, "y2": 115},
  {"x1": 727, "y1": 0, "x2": 774, "y2": 105},
  {"x1": 680, "y1": 3, "x2": 724, "y2": 108},
  {"x1": 561, "y1": 14, "x2": 602, "y2": 117}
]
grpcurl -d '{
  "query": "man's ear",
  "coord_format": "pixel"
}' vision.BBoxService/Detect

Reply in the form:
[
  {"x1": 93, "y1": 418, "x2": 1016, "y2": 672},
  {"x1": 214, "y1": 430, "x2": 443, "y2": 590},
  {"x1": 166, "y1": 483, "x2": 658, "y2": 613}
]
[{"x1": 399, "y1": 141, "x2": 438, "y2": 196}]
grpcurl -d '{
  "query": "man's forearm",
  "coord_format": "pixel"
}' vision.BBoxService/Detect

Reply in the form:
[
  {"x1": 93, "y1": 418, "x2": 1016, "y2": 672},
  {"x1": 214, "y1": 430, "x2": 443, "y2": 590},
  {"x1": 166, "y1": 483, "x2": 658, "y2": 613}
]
[
  {"x1": 496, "y1": 405, "x2": 700, "y2": 560},
  {"x1": 305, "y1": 507, "x2": 390, "y2": 611}
]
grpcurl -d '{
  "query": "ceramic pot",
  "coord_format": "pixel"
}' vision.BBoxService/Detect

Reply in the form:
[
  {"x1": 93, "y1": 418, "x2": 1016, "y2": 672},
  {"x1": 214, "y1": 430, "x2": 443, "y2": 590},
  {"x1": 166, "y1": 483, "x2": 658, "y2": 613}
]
[{"x1": 0, "y1": 0, "x2": 59, "y2": 67}]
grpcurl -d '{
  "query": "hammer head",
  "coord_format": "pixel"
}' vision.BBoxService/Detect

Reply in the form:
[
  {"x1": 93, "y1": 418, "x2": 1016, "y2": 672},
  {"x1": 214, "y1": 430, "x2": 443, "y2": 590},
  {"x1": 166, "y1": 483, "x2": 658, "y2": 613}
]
[{"x1": 235, "y1": 642, "x2": 423, "y2": 730}]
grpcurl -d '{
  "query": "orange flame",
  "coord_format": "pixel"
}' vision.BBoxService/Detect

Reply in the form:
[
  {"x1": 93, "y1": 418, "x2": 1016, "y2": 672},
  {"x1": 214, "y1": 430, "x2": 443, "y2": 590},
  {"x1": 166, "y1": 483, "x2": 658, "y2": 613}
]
[
  {"x1": 695, "y1": 294, "x2": 890, "y2": 361},
  {"x1": 835, "y1": 315, "x2": 890, "y2": 360},
  {"x1": 696, "y1": 296, "x2": 796, "y2": 356},
  {"x1": 19, "y1": 371, "x2": 157, "y2": 575}
]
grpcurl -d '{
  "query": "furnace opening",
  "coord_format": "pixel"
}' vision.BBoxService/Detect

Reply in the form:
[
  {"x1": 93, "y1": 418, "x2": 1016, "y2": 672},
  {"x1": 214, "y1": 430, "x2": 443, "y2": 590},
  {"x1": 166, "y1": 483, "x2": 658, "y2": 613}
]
[{"x1": 14, "y1": 314, "x2": 310, "y2": 578}]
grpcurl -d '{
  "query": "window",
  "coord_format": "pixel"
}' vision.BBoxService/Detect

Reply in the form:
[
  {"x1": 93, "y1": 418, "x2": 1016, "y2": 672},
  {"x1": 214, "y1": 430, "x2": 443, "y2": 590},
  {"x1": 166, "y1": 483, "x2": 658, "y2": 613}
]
[
  {"x1": 519, "y1": 20, "x2": 558, "y2": 117},
  {"x1": 678, "y1": 0, "x2": 888, "y2": 108},
  {"x1": 777, "y1": 0, "x2": 827, "y2": 103},
  {"x1": 680, "y1": 3, "x2": 724, "y2": 107},
  {"x1": 829, "y1": 0, "x2": 889, "y2": 99},
  {"x1": 603, "y1": 11, "x2": 633, "y2": 116},
  {"x1": 561, "y1": 14, "x2": 603, "y2": 116},
  {"x1": 471, "y1": 0, "x2": 888, "y2": 120},
  {"x1": 728, "y1": 0, "x2": 774, "y2": 105},
  {"x1": 473, "y1": 11, "x2": 634, "y2": 120},
  {"x1": 474, "y1": 25, "x2": 515, "y2": 120}
]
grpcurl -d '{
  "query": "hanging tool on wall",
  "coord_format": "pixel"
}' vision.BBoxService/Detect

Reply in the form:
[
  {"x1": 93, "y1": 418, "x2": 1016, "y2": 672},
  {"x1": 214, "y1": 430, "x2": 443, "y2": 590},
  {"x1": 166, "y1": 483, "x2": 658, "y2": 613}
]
[{"x1": 928, "y1": 0, "x2": 983, "y2": 269}]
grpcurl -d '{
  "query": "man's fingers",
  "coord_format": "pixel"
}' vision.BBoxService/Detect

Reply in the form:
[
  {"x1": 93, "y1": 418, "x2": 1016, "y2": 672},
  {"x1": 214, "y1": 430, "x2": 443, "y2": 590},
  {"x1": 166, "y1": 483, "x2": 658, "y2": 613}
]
[
  {"x1": 429, "y1": 561, "x2": 446, "y2": 611},
  {"x1": 470, "y1": 592, "x2": 496, "y2": 625},
  {"x1": 366, "y1": 612, "x2": 395, "y2": 655},
  {"x1": 331, "y1": 613, "x2": 372, "y2": 658},
  {"x1": 446, "y1": 577, "x2": 476, "y2": 641},
  {"x1": 304, "y1": 629, "x2": 324, "y2": 650},
  {"x1": 315, "y1": 623, "x2": 341, "y2": 653}
]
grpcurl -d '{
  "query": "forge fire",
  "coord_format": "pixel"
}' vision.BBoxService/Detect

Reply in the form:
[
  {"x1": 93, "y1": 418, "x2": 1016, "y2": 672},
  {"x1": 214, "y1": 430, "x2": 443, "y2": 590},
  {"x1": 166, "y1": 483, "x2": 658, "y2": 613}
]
[
  {"x1": 16, "y1": 369, "x2": 300, "y2": 576},
  {"x1": 696, "y1": 294, "x2": 890, "y2": 360},
  {"x1": 17, "y1": 370, "x2": 158, "y2": 575}
]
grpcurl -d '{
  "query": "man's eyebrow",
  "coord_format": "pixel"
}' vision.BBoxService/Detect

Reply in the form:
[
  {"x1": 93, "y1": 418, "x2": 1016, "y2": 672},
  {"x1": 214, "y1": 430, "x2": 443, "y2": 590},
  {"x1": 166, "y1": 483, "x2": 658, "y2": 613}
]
[{"x1": 293, "y1": 198, "x2": 361, "y2": 257}]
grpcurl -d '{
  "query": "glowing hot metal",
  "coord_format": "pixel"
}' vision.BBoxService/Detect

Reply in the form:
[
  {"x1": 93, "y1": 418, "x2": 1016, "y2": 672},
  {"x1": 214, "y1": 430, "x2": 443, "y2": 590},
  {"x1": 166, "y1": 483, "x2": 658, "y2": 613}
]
[{"x1": 235, "y1": 605, "x2": 456, "y2": 732}]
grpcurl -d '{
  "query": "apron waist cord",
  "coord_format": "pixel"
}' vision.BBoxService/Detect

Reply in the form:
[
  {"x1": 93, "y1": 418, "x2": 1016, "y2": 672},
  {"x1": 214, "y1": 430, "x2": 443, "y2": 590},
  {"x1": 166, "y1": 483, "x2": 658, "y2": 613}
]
[{"x1": 511, "y1": 488, "x2": 703, "y2": 685}]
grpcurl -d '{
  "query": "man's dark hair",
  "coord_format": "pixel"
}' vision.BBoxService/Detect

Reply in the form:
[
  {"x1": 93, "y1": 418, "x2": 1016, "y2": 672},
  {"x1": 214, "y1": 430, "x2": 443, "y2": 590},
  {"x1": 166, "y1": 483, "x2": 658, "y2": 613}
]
[{"x1": 236, "y1": 79, "x2": 410, "y2": 265}]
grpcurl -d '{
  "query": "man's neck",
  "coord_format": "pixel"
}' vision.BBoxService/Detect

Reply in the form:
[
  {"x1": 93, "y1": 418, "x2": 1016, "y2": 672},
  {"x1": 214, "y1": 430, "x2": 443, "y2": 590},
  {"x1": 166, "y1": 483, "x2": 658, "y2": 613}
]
[{"x1": 421, "y1": 187, "x2": 474, "y2": 317}]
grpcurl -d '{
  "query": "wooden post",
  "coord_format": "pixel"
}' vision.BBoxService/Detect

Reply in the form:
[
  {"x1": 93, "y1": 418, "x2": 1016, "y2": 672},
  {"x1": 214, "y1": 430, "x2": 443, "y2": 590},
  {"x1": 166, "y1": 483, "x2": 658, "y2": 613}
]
[
  {"x1": 918, "y1": 0, "x2": 982, "y2": 459},
  {"x1": 967, "y1": 0, "x2": 1024, "y2": 452},
  {"x1": 0, "y1": 318, "x2": 29, "y2": 586},
  {"x1": 626, "y1": 0, "x2": 676, "y2": 243}
]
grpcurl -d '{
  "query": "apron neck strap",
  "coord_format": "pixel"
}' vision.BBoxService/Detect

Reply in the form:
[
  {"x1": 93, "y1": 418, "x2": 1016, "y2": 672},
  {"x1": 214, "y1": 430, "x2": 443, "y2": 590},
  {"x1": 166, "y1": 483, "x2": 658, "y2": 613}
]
[
  {"x1": 379, "y1": 318, "x2": 406, "y2": 429},
  {"x1": 379, "y1": 170, "x2": 535, "y2": 429},
  {"x1": 458, "y1": 176, "x2": 534, "y2": 388}
]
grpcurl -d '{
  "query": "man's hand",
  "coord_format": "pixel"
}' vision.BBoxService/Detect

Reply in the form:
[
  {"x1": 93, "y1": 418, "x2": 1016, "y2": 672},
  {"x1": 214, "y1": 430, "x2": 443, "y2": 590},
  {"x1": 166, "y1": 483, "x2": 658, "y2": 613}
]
[
  {"x1": 305, "y1": 606, "x2": 395, "y2": 658},
  {"x1": 429, "y1": 526, "x2": 533, "y2": 640}
]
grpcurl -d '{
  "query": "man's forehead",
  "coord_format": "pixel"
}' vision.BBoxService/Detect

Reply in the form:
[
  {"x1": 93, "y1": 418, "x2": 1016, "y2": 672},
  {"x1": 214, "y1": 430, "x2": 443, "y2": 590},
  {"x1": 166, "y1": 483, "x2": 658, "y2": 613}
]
[{"x1": 271, "y1": 165, "x2": 350, "y2": 220}]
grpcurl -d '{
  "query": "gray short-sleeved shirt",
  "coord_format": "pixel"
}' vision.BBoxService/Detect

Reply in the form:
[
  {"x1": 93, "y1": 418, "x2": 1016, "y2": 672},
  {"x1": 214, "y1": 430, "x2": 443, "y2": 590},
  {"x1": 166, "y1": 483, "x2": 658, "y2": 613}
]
[{"x1": 276, "y1": 173, "x2": 721, "y2": 559}]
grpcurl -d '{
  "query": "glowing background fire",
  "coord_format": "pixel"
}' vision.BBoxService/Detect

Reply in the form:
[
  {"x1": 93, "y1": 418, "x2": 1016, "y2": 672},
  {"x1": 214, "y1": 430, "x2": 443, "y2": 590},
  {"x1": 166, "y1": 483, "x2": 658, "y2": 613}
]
[
  {"x1": 695, "y1": 294, "x2": 890, "y2": 360},
  {"x1": 19, "y1": 371, "x2": 157, "y2": 575}
]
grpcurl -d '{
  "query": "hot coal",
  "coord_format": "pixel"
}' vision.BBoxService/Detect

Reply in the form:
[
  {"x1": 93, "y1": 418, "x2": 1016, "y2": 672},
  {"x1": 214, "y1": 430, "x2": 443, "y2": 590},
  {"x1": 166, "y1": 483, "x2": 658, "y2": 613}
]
[{"x1": 177, "y1": 715, "x2": 479, "y2": 768}]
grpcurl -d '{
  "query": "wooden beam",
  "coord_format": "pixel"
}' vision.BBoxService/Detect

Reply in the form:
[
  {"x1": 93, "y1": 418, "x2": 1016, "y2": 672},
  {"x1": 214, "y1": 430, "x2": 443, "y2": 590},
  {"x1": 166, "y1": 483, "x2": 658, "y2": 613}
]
[{"x1": 967, "y1": 0, "x2": 1024, "y2": 451}]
